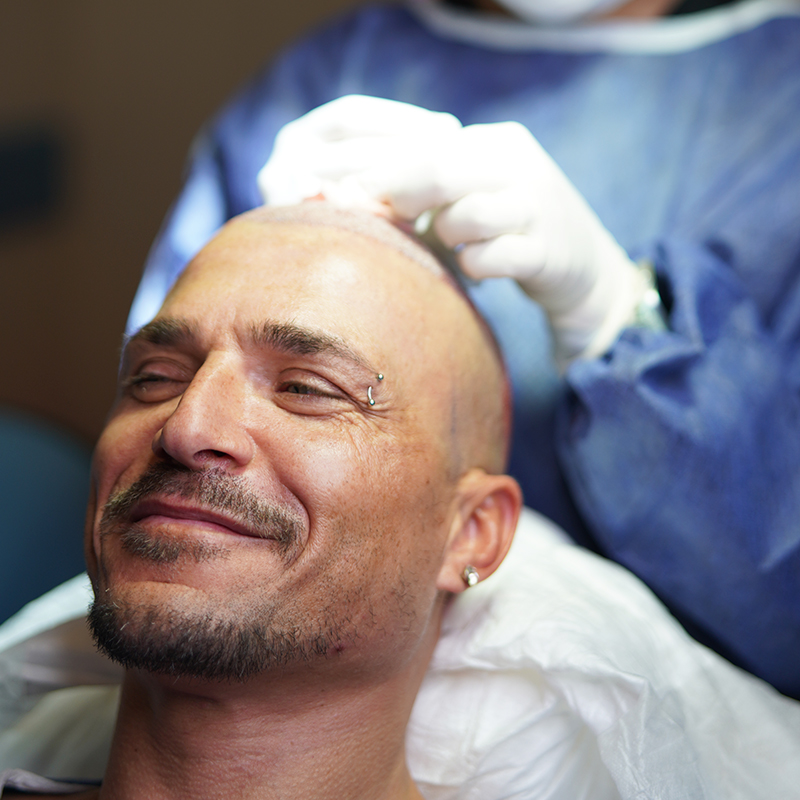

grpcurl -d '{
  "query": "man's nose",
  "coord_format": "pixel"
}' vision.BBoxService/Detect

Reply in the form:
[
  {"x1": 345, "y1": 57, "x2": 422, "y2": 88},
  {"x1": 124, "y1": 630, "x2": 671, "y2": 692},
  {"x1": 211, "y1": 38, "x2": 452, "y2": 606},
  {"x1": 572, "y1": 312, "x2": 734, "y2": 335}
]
[{"x1": 152, "y1": 360, "x2": 255, "y2": 470}]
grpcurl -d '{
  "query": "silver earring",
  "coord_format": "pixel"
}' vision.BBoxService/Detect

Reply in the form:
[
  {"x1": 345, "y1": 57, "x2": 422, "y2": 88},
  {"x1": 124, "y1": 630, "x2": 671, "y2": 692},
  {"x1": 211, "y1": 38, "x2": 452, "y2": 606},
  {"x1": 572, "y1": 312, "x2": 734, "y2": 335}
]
[{"x1": 462, "y1": 565, "x2": 479, "y2": 588}]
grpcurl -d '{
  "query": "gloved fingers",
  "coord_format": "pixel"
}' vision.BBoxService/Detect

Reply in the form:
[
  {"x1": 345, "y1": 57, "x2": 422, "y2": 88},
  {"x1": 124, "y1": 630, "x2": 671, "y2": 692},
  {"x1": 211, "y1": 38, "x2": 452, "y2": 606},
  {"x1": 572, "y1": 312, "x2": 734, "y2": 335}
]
[
  {"x1": 262, "y1": 132, "x2": 446, "y2": 210},
  {"x1": 259, "y1": 163, "x2": 320, "y2": 206},
  {"x1": 259, "y1": 96, "x2": 462, "y2": 205},
  {"x1": 457, "y1": 234, "x2": 547, "y2": 283},
  {"x1": 284, "y1": 94, "x2": 462, "y2": 141},
  {"x1": 318, "y1": 175, "x2": 393, "y2": 215},
  {"x1": 305, "y1": 137, "x2": 411, "y2": 181},
  {"x1": 260, "y1": 134, "x2": 404, "y2": 205},
  {"x1": 356, "y1": 122, "x2": 544, "y2": 220},
  {"x1": 432, "y1": 187, "x2": 536, "y2": 248},
  {"x1": 357, "y1": 154, "x2": 505, "y2": 220},
  {"x1": 459, "y1": 234, "x2": 601, "y2": 317}
]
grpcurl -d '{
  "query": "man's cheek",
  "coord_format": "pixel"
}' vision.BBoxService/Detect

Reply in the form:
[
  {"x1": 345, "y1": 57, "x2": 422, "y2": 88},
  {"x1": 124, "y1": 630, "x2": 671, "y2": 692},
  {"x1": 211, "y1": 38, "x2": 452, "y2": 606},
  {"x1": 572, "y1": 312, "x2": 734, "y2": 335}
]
[
  {"x1": 271, "y1": 439, "x2": 391, "y2": 508},
  {"x1": 276, "y1": 432, "x2": 370, "y2": 499},
  {"x1": 94, "y1": 414, "x2": 156, "y2": 493},
  {"x1": 87, "y1": 419, "x2": 154, "y2": 564}
]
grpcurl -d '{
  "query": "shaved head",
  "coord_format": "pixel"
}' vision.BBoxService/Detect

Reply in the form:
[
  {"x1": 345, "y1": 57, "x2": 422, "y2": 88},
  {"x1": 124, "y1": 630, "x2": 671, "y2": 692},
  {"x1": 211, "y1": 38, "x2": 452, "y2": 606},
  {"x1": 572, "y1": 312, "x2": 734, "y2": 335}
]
[
  {"x1": 90, "y1": 200, "x2": 520, "y2": 686},
  {"x1": 240, "y1": 203, "x2": 448, "y2": 279},
  {"x1": 231, "y1": 202, "x2": 512, "y2": 476}
]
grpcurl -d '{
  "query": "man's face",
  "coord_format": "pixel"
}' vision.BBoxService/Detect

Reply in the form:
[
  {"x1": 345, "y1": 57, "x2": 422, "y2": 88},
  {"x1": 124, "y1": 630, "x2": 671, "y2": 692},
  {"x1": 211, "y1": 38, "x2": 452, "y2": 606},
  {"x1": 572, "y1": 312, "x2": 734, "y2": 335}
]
[{"x1": 86, "y1": 218, "x2": 480, "y2": 682}]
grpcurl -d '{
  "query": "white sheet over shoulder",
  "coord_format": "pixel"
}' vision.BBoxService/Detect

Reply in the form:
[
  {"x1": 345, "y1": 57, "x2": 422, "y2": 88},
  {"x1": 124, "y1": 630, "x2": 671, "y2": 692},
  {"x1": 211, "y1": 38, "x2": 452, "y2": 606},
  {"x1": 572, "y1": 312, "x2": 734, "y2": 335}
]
[
  {"x1": 409, "y1": 508, "x2": 800, "y2": 799},
  {"x1": 1, "y1": 508, "x2": 799, "y2": 798}
]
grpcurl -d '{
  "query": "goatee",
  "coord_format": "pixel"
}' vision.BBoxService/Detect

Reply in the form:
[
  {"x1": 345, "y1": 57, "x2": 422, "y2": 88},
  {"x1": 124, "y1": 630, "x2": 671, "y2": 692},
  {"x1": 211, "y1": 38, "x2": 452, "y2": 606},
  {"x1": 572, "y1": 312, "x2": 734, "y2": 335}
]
[{"x1": 88, "y1": 461, "x2": 338, "y2": 681}]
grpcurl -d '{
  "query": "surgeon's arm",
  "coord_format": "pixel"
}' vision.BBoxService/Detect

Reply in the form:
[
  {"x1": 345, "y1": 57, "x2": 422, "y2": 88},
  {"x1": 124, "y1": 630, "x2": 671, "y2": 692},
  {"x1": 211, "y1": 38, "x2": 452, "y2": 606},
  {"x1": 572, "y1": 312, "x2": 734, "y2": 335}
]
[{"x1": 558, "y1": 237, "x2": 800, "y2": 698}]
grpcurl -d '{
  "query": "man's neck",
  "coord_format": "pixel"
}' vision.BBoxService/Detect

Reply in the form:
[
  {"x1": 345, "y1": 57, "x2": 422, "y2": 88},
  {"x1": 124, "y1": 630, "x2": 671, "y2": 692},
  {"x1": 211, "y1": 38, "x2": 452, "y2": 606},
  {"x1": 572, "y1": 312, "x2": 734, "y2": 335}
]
[{"x1": 98, "y1": 657, "x2": 431, "y2": 800}]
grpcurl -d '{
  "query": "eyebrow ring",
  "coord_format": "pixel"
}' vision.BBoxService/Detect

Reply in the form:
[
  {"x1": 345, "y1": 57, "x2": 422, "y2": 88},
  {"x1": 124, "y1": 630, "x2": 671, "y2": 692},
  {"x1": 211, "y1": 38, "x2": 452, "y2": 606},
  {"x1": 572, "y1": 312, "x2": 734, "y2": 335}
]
[{"x1": 368, "y1": 374, "x2": 383, "y2": 406}]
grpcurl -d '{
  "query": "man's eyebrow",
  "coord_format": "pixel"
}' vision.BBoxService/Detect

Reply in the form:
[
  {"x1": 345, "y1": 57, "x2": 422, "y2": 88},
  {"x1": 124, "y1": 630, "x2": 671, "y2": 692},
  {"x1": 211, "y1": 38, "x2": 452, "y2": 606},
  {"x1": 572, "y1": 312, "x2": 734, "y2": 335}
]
[
  {"x1": 251, "y1": 321, "x2": 374, "y2": 372},
  {"x1": 125, "y1": 318, "x2": 199, "y2": 349}
]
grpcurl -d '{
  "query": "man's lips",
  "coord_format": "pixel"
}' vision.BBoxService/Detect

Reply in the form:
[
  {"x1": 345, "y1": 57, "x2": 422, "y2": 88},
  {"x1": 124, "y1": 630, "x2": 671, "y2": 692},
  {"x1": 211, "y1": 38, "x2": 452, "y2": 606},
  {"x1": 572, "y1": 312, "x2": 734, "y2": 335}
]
[
  {"x1": 129, "y1": 499, "x2": 269, "y2": 540},
  {"x1": 100, "y1": 465, "x2": 304, "y2": 556}
]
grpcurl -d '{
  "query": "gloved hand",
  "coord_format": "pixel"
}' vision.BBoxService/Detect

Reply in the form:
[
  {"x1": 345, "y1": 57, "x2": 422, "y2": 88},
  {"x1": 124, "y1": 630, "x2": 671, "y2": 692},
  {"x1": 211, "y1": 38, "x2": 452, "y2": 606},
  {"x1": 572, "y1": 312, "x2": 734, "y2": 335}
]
[
  {"x1": 258, "y1": 94, "x2": 462, "y2": 211},
  {"x1": 259, "y1": 95, "x2": 649, "y2": 365}
]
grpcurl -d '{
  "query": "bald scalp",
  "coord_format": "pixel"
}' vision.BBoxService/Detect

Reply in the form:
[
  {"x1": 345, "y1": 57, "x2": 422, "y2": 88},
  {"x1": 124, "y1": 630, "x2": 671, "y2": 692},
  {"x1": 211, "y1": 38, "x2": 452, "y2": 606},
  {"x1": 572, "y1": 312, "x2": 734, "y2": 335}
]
[{"x1": 235, "y1": 203, "x2": 512, "y2": 476}]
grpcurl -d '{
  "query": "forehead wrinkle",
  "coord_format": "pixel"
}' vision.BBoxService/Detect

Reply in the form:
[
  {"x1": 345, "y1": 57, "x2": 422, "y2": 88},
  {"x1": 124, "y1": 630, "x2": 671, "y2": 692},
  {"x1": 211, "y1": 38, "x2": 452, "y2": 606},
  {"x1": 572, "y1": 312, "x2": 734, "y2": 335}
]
[{"x1": 250, "y1": 320, "x2": 377, "y2": 373}]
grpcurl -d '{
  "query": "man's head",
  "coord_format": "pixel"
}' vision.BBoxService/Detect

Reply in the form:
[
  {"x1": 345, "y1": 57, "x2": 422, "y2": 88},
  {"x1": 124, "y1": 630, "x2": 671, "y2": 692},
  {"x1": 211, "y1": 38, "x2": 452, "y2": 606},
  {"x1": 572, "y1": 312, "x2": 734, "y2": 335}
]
[{"x1": 85, "y1": 203, "x2": 521, "y2": 685}]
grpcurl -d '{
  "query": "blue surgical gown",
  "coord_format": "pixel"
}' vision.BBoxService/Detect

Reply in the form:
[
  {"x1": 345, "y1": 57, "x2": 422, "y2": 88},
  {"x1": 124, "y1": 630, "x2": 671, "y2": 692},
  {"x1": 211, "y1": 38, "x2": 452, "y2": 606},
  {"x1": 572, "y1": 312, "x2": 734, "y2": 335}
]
[{"x1": 128, "y1": 1, "x2": 800, "y2": 697}]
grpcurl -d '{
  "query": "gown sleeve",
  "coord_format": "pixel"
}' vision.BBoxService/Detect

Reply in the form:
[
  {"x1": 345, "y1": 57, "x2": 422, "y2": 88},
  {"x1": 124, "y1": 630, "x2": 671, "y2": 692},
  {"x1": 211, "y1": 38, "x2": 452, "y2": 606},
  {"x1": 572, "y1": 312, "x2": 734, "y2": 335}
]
[{"x1": 558, "y1": 236, "x2": 800, "y2": 698}]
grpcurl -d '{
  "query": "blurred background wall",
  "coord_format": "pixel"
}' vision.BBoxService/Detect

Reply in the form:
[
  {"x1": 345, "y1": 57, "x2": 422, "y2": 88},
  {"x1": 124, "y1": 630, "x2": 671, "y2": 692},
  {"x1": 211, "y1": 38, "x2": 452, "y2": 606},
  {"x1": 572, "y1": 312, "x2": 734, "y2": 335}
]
[{"x1": 0, "y1": 0, "x2": 361, "y2": 446}]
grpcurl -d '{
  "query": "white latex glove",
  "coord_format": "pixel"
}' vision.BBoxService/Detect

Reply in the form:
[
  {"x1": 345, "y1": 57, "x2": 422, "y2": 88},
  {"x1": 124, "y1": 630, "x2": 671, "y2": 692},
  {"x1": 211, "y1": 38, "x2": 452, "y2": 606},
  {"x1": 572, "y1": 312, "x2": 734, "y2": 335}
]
[
  {"x1": 258, "y1": 94, "x2": 462, "y2": 210},
  {"x1": 259, "y1": 96, "x2": 648, "y2": 365}
]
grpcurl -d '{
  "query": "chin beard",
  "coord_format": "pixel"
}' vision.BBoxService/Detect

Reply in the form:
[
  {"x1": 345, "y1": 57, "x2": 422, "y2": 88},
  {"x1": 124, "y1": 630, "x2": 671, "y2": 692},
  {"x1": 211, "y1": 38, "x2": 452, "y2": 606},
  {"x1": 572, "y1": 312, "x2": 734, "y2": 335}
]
[{"x1": 88, "y1": 597, "x2": 340, "y2": 681}]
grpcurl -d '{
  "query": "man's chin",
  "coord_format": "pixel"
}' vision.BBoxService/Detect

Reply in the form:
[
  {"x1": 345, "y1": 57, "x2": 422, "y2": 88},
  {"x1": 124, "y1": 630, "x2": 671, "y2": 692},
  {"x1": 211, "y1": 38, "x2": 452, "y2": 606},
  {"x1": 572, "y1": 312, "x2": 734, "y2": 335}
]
[{"x1": 87, "y1": 591, "x2": 336, "y2": 682}]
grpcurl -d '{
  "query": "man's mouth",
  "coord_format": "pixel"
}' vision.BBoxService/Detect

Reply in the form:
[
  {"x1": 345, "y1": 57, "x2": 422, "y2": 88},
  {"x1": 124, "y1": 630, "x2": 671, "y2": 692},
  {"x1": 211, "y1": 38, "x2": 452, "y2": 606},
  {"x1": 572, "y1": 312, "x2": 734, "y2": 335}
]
[
  {"x1": 99, "y1": 462, "x2": 304, "y2": 556},
  {"x1": 130, "y1": 498, "x2": 274, "y2": 540}
]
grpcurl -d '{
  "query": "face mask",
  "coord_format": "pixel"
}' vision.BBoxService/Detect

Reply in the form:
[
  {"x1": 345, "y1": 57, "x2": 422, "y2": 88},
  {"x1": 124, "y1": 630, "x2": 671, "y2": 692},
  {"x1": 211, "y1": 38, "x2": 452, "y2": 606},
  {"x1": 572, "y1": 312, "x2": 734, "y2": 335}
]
[{"x1": 493, "y1": 0, "x2": 629, "y2": 24}]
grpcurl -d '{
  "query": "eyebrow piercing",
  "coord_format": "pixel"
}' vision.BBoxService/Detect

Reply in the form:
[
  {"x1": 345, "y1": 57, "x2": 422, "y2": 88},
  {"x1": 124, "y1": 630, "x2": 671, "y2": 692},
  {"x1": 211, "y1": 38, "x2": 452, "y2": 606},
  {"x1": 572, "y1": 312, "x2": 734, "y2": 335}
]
[{"x1": 368, "y1": 374, "x2": 384, "y2": 406}]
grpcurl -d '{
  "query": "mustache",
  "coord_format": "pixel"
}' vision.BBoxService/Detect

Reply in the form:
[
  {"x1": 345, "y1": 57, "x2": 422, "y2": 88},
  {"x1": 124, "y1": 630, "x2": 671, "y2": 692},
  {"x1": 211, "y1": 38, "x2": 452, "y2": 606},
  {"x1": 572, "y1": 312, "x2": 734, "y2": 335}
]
[{"x1": 100, "y1": 461, "x2": 303, "y2": 555}]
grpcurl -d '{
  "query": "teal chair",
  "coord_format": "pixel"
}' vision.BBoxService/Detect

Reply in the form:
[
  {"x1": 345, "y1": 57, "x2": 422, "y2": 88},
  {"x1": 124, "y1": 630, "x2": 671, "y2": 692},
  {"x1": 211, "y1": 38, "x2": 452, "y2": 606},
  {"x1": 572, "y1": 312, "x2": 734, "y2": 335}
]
[{"x1": 0, "y1": 407, "x2": 91, "y2": 624}]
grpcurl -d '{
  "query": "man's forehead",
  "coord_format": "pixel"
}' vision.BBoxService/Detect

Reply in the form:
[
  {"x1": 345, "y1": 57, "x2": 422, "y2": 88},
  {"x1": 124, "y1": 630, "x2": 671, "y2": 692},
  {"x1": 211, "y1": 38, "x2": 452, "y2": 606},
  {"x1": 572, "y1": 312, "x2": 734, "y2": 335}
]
[
  {"x1": 158, "y1": 207, "x2": 503, "y2": 391},
  {"x1": 176, "y1": 214, "x2": 444, "y2": 299},
  {"x1": 145, "y1": 215, "x2": 453, "y2": 380},
  {"x1": 235, "y1": 203, "x2": 450, "y2": 281}
]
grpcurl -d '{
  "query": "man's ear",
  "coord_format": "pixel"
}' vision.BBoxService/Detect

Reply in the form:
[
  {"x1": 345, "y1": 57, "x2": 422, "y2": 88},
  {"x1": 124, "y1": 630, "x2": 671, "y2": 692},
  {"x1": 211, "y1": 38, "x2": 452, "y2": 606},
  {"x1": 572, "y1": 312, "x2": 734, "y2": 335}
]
[{"x1": 437, "y1": 468, "x2": 522, "y2": 594}]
